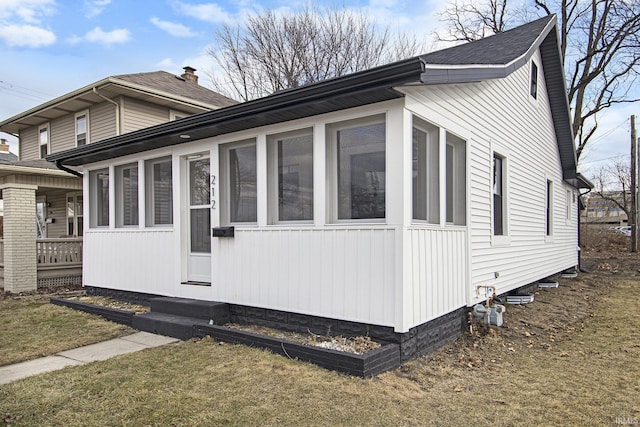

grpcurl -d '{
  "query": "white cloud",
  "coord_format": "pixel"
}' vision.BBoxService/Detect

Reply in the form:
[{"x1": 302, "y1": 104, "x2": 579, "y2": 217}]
[
  {"x1": 68, "y1": 26, "x2": 131, "y2": 45},
  {"x1": 156, "y1": 57, "x2": 176, "y2": 69},
  {"x1": 170, "y1": 1, "x2": 235, "y2": 24},
  {"x1": 0, "y1": 23, "x2": 55, "y2": 47},
  {"x1": 0, "y1": 0, "x2": 56, "y2": 24},
  {"x1": 84, "y1": 0, "x2": 112, "y2": 18},
  {"x1": 150, "y1": 17, "x2": 197, "y2": 37}
]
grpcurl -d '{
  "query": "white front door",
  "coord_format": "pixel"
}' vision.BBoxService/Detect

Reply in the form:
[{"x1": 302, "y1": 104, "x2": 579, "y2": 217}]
[{"x1": 187, "y1": 157, "x2": 211, "y2": 283}]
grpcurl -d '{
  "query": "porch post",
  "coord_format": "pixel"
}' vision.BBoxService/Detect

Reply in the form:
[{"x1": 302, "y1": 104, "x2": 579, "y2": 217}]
[{"x1": 1, "y1": 184, "x2": 38, "y2": 292}]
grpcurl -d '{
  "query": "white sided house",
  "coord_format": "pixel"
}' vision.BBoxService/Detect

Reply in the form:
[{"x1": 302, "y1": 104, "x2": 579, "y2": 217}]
[{"x1": 49, "y1": 16, "x2": 592, "y2": 359}]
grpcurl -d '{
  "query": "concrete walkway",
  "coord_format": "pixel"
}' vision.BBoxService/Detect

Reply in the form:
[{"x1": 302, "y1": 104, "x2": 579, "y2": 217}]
[{"x1": 0, "y1": 332, "x2": 178, "y2": 385}]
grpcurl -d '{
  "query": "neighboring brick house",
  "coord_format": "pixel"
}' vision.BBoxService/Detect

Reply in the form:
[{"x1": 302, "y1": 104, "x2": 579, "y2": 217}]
[{"x1": 0, "y1": 67, "x2": 236, "y2": 292}]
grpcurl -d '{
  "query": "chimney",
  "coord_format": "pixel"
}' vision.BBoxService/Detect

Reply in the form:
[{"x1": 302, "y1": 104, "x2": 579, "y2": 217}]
[
  {"x1": 181, "y1": 66, "x2": 198, "y2": 84},
  {"x1": 0, "y1": 138, "x2": 9, "y2": 153}
]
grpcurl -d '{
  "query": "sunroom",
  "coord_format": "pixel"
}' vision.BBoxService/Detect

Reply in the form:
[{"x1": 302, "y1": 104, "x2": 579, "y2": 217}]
[{"x1": 75, "y1": 97, "x2": 469, "y2": 334}]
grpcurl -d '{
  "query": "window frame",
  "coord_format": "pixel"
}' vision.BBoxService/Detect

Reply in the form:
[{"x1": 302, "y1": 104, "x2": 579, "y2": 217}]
[
  {"x1": 219, "y1": 139, "x2": 258, "y2": 226},
  {"x1": 444, "y1": 131, "x2": 467, "y2": 226},
  {"x1": 492, "y1": 151, "x2": 509, "y2": 242},
  {"x1": 115, "y1": 162, "x2": 140, "y2": 228},
  {"x1": 145, "y1": 156, "x2": 173, "y2": 227},
  {"x1": 75, "y1": 110, "x2": 89, "y2": 146},
  {"x1": 411, "y1": 115, "x2": 440, "y2": 225},
  {"x1": 267, "y1": 127, "x2": 314, "y2": 225},
  {"x1": 546, "y1": 178, "x2": 554, "y2": 239},
  {"x1": 530, "y1": 61, "x2": 538, "y2": 100},
  {"x1": 89, "y1": 168, "x2": 110, "y2": 228},
  {"x1": 38, "y1": 123, "x2": 50, "y2": 159},
  {"x1": 326, "y1": 114, "x2": 387, "y2": 224}
]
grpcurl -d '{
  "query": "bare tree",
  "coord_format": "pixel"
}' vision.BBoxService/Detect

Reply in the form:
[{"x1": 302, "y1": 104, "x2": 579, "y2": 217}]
[
  {"x1": 591, "y1": 157, "x2": 632, "y2": 220},
  {"x1": 437, "y1": 0, "x2": 640, "y2": 161},
  {"x1": 208, "y1": 7, "x2": 425, "y2": 101}
]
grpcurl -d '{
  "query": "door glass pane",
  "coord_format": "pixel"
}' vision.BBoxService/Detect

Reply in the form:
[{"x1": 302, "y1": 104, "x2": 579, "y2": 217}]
[
  {"x1": 190, "y1": 209, "x2": 210, "y2": 253},
  {"x1": 189, "y1": 159, "x2": 210, "y2": 206}
]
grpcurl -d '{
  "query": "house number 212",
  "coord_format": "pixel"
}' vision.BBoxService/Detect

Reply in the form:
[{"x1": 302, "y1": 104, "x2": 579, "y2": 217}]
[{"x1": 210, "y1": 174, "x2": 217, "y2": 209}]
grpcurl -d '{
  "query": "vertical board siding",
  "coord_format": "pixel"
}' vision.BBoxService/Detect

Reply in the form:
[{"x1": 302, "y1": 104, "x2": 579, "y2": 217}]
[
  {"x1": 212, "y1": 227, "x2": 397, "y2": 327},
  {"x1": 404, "y1": 49, "x2": 578, "y2": 304},
  {"x1": 89, "y1": 102, "x2": 116, "y2": 143},
  {"x1": 407, "y1": 228, "x2": 467, "y2": 325},
  {"x1": 122, "y1": 98, "x2": 170, "y2": 134},
  {"x1": 83, "y1": 230, "x2": 176, "y2": 296}
]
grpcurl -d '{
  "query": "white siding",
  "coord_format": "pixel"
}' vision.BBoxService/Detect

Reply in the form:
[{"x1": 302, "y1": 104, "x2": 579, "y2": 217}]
[
  {"x1": 212, "y1": 227, "x2": 397, "y2": 327},
  {"x1": 405, "y1": 227, "x2": 468, "y2": 326},
  {"x1": 403, "y1": 49, "x2": 577, "y2": 305},
  {"x1": 83, "y1": 230, "x2": 178, "y2": 296},
  {"x1": 122, "y1": 98, "x2": 169, "y2": 134}
]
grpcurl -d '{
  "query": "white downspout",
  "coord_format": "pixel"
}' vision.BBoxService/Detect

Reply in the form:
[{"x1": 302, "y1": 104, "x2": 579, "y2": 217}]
[{"x1": 92, "y1": 87, "x2": 121, "y2": 135}]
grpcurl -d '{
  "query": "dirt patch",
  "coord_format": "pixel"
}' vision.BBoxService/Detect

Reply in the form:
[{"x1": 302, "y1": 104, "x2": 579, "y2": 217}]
[
  {"x1": 65, "y1": 295, "x2": 150, "y2": 314},
  {"x1": 224, "y1": 323, "x2": 381, "y2": 355}
]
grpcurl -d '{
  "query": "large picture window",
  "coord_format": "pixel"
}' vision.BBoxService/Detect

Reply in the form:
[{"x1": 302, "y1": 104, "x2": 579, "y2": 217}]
[
  {"x1": 412, "y1": 117, "x2": 439, "y2": 223},
  {"x1": 329, "y1": 115, "x2": 386, "y2": 221},
  {"x1": 445, "y1": 132, "x2": 466, "y2": 225},
  {"x1": 90, "y1": 169, "x2": 109, "y2": 228},
  {"x1": 268, "y1": 129, "x2": 313, "y2": 223},
  {"x1": 220, "y1": 140, "x2": 257, "y2": 224},
  {"x1": 145, "y1": 157, "x2": 173, "y2": 226}
]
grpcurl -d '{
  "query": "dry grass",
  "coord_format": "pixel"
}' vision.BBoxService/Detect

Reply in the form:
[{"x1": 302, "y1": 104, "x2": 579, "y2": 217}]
[
  {"x1": 1, "y1": 247, "x2": 639, "y2": 426},
  {"x1": 0, "y1": 291, "x2": 133, "y2": 367}
]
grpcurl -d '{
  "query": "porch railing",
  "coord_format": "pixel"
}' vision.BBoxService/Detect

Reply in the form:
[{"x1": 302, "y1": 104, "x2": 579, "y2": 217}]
[
  {"x1": 36, "y1": 238, "x2": 83, "y2": 268},
  {"x1": 0, "y1": 238, "x2": 83, "y2": 269}
]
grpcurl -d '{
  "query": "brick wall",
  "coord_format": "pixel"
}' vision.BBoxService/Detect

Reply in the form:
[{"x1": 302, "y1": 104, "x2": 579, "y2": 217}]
[{"x1": 2, "y1": 185, "x2": 37, "y2": 292}]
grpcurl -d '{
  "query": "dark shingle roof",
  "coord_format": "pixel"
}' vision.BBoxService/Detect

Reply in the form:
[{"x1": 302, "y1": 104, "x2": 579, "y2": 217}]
[
  {"x1": 0, "y1": 151, "x2": 17, "y2": 165},
  {"x1": 422, "y1": 15, "x2": 554, "y2": 66},
  {"x1": 113, "y1": 71, "x2": 237, "y2": 108}
]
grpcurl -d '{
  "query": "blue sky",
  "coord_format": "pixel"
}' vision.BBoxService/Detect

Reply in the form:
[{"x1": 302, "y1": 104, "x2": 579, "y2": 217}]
[{"x1": 0, "y1": 0, "x2": 635, "y2": 178}]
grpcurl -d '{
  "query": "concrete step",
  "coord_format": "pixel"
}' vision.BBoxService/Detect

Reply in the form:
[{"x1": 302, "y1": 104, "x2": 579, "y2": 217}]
[
  {"x1": 132, "y1": 312, "x2": 210, "y2": 340},
  {"x1": 149, "y1": 297, "x2": 230, "y2": 324}
]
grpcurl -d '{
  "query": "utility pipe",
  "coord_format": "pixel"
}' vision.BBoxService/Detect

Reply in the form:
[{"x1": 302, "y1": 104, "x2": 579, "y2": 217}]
[{"x1": 92, "y1": 87, "x2": 121, "y2": 136}]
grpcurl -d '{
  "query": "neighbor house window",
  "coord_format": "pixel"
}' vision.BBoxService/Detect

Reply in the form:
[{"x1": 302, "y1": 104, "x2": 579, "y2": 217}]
[
  {"x1": 146, "y1": 157, "x2": 173, "y2": 226},
  {"x1": 38, "y1": 124, "x2": 49, "y2": 159},
  {"x1": 412, "y1": 116, "x2": 439, "y2": 223},
  {"x1": 67, "y1": 192, "x2": 83, "y2": 236},
  {"x1": 445, "y1": 132, "x2": 466, "y2": 225},
  {"x1": 220, "y1": 140, "x2": 257, "y2": 224},
  {"x1": 493, "y1": 153, "x2": 506, "y2": 235},
  {"x1": 328, "y1": 114, "x2": 386, "y2": 221},
  {"x1": 90, "y1": 169, "x2": 109, "y2": 227},
  {"x1": 115, "y1": 163, "x2": 139, "y2": 227},
  {"x1": 546, "y1": 179, "x2": 553, "y2": 236},
  {"x1": 76, "y1": 111, "x2": 88, "y2": 146},
  {"x1": 267, "y1": 128, "x2": 313, "y2": 223},
  {"x1": 530, "y1": 61, "x2": 538, "y2": 99}
]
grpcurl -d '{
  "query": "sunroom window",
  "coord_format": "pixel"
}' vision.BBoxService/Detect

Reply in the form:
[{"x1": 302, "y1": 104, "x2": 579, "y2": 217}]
[
  {"x1": 89, "y1": 169, "x2": 109, "y2": 228},
  {"x1": 328, "y1": 115, "x2": 386, "y2": 221},
  {"x1": 115, "y1": 163, "x2": 139, "y2": 227},
  {"x1": 146, "y1": 157, "x2": 173, "y2": 226},
  {"x1": 412, "y1": 116, "x2": 439, "y2": 223},
  {"x1": 445, "y1": 132, "x2": 466, "y2": 225},
  {"x1": 267, "y1": 128, "x2": 313, "y2": 223},
  {"x1": 220, "y1": 140, "x2": 257, "y2": 224}
]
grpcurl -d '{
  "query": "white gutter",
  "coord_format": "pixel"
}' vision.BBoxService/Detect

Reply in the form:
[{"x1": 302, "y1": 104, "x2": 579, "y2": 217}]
[{"x1": 93, "y1": 87, "x2": 121, "y2": 135}]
